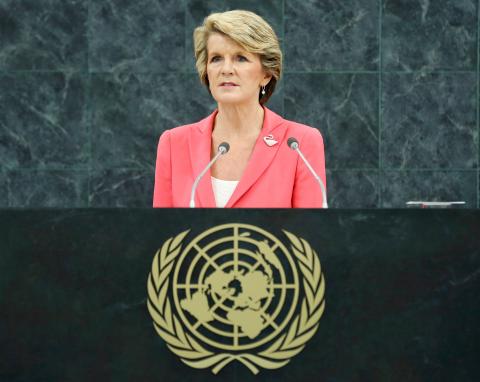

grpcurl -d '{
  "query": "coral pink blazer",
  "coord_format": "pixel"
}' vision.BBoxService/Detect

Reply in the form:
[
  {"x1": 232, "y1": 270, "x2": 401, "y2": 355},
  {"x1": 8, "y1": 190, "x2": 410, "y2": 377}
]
[{"x1": 153, "y1": 107, "x2": 326, "y2": 208}]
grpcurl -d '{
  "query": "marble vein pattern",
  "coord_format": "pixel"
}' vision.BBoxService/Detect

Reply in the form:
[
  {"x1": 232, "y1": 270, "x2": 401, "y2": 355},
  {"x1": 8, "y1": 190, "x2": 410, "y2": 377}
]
[
  {"x1": 0, "y1": 0, "x2": 88, "y2": 70},
  {"x1": 285, "y1": 73, "x2": 379, "y2": 169},
  {"x1": 88, "y1": 168, "x2": 153, "y2": 207},
  {"x1": 381, "y1": 170, "x2": 477, "y2": 207},
  {"x1": 285, "y1": 0, "x2": 379, "y2": 70},
  {"x1": 0, "y1": 170, "x2": 8, "y2": 206},
  {"x1": 382, "y1": 73, "x2": 477, "y2": 169},
  {"x1": 90, "y1": 72, "x2": 214, "y2": 170},
  {"x1": 0, "y1": 73, "x2": 89, "y2": 170},
  {"x1": 265, "y1": 78, "x2": 284, "y2": 116},
  {"x1": 327, "y1": 170, "x2": 379, "y2": 208},
  {"x1": 382, "y1": 0, "x2": 477, "y2": 71},
  {"x1": 7, "y1": 169, "x2": 88, "y2": 207},
  {"x1": 89, "y1": 0, "x2": 184, "y2": 73}
]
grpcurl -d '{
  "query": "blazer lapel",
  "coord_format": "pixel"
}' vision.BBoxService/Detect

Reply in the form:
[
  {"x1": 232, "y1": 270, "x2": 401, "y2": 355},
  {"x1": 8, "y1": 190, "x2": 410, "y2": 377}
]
[
  {"x1": 226, "y1": 107, "x2": 286, "y2": 207},
  {"x1": 189, "y1": 111, "x2": 217, "y2": 207}
]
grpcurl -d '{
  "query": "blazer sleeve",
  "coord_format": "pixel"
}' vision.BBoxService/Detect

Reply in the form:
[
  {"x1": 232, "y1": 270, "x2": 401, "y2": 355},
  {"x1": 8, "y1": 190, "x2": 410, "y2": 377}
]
[
  {"x1": 153, "y1": 130, "x2": 173, "y2": 207},
  {"x1": 292, "y1": 127, "x2": 327, "y2": 208}
]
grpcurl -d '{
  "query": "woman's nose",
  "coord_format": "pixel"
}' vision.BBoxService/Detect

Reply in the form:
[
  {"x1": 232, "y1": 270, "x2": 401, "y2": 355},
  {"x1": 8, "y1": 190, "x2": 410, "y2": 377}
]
[{"x1": 221, "y1": 58, "x2": 234, "y2": 74}]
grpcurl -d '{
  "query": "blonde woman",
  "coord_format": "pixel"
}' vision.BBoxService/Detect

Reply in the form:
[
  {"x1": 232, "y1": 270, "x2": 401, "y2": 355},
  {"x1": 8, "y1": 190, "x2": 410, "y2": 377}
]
[{"x1": 153, "y1": 10, "x2": 326, "y2": 208}]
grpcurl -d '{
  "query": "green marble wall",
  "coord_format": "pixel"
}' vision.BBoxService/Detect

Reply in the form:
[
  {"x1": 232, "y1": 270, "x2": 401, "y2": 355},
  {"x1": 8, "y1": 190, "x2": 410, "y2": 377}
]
[
  {"x1": 0, "y1": 209, "x2": 479, "y2": 381},
  {"x1": 0, "y1": 1, "x2": 479, "y2": 207}
]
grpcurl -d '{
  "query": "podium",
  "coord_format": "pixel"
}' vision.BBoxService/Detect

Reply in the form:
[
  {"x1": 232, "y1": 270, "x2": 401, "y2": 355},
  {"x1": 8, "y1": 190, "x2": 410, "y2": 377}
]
[{"x1": 1, "y1": 209, "x2": 479, "y2": 381}]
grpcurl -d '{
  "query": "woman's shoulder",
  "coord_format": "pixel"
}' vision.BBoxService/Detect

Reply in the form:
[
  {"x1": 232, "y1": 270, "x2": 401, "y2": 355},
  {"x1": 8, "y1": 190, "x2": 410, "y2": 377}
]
[{"x1": 156, "y1": 111, "x2": 215, "y2": 155}]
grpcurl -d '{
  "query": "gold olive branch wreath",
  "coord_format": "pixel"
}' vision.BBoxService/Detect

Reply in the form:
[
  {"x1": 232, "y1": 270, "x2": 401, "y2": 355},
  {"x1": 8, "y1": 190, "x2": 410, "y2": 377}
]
[{"x1": 147, "y1": 229, "x2": 325, "y2": 375}]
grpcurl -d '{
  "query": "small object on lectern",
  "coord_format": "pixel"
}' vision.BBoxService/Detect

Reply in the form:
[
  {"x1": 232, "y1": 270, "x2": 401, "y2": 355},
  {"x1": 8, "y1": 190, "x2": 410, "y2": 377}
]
[{"x1": 406, "y1": 201, "x2": 466, "y2": 208}]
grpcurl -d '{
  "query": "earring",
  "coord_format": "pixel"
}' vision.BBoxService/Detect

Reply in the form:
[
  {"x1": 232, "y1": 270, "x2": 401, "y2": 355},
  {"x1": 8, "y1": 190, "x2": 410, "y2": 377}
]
[{"x1": 261, "y1": 86, "x2": 266, "y2": 96}]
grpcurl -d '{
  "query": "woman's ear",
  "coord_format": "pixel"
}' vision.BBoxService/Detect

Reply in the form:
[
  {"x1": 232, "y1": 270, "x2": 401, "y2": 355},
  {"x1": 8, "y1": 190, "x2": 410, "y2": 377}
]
[{"x1": 262, "y1": 74, "x2": 273, "y2": 87}]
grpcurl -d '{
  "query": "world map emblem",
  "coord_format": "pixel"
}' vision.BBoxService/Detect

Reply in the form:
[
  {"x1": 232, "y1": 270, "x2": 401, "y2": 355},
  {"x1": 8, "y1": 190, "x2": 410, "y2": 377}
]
[{"x1": 147, "y1": 223, "x2": 325, "y2": 374}]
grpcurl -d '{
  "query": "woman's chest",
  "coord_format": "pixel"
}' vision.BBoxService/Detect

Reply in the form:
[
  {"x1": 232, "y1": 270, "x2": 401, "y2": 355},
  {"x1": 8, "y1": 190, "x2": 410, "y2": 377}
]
[{"x1": 210, "y1": 137, "x2": 258, "y2": 180}]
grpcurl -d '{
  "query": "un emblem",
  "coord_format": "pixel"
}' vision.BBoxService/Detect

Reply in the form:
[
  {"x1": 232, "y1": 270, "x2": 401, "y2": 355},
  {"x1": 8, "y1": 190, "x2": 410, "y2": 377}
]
[{"x1": 147, "y1": 223, "x2": 325, "y2": 374}]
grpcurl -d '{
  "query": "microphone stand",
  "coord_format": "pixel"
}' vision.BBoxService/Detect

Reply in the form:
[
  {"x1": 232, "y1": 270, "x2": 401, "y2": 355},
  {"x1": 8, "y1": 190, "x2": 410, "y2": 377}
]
[
  {"x1": 190, "y1": 142, "x2": 230, "y2": 208},
  {"x1": 288, "y1": 137, "x2": 328, "y2": 208}
]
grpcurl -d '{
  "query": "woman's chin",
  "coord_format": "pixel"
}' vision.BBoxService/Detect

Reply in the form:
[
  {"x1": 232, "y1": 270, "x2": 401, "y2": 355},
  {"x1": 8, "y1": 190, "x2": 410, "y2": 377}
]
[{"x1": 214, "y1": 95, "x2": 257, "y2": 106}]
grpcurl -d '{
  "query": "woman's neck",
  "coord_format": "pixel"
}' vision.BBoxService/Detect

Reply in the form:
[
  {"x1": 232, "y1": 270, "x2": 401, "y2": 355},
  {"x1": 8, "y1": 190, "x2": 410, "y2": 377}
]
[{"x1": 214, "y1": 102, "x2": 265, "y2": 139}]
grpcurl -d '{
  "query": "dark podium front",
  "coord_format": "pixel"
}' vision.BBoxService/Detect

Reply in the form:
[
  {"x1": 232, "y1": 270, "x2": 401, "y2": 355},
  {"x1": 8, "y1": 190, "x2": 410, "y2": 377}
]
[{"x1": 0, "y1": 209, "x2": 479, "y2": 381}]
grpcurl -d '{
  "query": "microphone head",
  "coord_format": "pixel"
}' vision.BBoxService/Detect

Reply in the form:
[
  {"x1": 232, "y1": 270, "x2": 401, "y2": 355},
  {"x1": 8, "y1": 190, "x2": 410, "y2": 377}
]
[
  {"x1": 287, "y1": 137, "x2": 299, "y2": 149},
  {"x1": 218, "y1": 142, "x2": 230, "y2": 154}
]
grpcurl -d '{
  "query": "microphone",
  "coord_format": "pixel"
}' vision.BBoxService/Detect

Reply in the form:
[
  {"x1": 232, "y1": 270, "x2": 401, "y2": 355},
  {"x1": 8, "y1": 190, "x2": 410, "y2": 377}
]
[
  {"x1": 287, "y1": 137, "x2": 328, "y2": 208},
  {"x1": 190, "y1": 142, "x2": 230, "y2": 208}
]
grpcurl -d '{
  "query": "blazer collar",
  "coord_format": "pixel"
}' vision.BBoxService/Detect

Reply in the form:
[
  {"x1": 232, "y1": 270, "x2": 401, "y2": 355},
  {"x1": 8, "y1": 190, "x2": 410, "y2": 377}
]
[{"x1": 189, "y1": 106, "x2": 287, "y2": 207}]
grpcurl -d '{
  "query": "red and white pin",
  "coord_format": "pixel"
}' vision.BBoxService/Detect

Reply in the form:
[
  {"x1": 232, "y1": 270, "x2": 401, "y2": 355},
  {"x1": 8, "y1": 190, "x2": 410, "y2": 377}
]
[{"x1": 263, "y1": 134, "x2": 278, "y2": 147}]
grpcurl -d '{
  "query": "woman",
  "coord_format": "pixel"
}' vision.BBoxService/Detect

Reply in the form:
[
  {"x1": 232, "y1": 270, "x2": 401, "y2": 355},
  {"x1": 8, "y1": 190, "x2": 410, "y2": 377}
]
[{"x1": 153, "y1": 10, "x2": 326, "y2": 208}]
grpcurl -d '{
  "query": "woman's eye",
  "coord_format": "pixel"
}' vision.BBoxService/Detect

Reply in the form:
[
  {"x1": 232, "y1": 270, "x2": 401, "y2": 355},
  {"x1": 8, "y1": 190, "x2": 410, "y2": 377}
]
[
  {"x1": 237, "y1": 55, "x2": 248, "y2": 62},
  {"x1": 210, "y1": 56, "x2": 221, "y2": 63}
]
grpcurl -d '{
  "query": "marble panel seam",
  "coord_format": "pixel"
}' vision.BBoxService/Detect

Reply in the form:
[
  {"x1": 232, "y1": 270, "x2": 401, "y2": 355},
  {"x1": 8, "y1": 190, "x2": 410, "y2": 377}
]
[
  {"x1": 381, "y1": 70, "x2": 477, "y2": 74},
  {"x1": 0, "y1": 70, "x2": 86, "y2": 74},
  {"x1": 87, "y1": 0, "x2": 91, "y2": 73},
  {"x1": 378, "y1": 0, "x2": 384, "y2": 208},
  {"x1": 183, "y1": 0, "x2": 188, "y2": 73},
  {"x1": 9, "y1": 166, "x2": 91, "y2": 171},
  {"x1": 7, "y1": 169, "x2": 90, "y2": 173},
  {"x1": 380, "y1": 169, "x2": 478, "y2": 172},
  {"x1": 1, "y1": 70, "x2": 476, "y2": 74},
  {"x1": 478, "y1": 170, "x2": 480, "y2": 208},
  {"x1": 477, "y1": 0, "x2": 480, "y2": 207},
  {"x1": 328, "y1": 169, "x2": 380, "y2": 172},
  {"x1": 284, "y1": 70, "x2": 379, "y2": 74},
  {"x1": 87, "y1": 70, "x2": 93, "y2": 208},
  {"x1": 328, "y1": 168, "x2": 379, "y2": 171}
]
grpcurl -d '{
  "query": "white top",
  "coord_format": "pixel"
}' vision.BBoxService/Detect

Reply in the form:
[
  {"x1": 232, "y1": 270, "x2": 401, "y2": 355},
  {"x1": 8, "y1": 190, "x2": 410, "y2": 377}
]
[{"x1": 211, "y1": 176, "x2": 239, "y2": 208}]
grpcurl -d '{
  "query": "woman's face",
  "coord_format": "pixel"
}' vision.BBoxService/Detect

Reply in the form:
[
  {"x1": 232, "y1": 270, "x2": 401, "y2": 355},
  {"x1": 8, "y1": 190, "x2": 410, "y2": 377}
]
[{"x1": 206, "y1": 33, "x2": 271, "y2": 106}]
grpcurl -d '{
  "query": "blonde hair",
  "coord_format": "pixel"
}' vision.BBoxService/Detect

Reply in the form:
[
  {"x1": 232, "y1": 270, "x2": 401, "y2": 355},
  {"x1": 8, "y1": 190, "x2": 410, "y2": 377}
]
[{"x1": 193, "y1": 10, "x2": 282, "y2": 105}]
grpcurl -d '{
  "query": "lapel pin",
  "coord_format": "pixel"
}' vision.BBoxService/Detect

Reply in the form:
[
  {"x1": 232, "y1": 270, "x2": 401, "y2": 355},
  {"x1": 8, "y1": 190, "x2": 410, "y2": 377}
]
[{"x1": 263, "y1": 134, "x2": 278, "y2": 147}]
